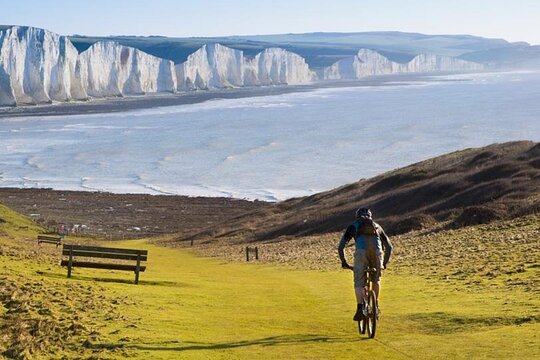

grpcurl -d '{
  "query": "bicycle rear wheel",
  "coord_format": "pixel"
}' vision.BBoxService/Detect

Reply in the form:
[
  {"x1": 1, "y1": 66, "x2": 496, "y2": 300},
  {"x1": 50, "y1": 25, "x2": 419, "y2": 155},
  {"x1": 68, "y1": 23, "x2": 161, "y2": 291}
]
[{"x1": 367, "y1": 291, "x2": 377, "y2": 338}]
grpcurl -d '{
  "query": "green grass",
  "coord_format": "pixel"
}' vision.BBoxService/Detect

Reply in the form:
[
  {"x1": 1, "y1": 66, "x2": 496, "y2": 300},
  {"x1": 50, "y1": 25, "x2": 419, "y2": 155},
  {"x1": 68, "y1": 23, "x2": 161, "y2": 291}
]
[
  {"x1": 3, "y1": 237, "x2": 539, "y2": 359},
  {"x1": 0, "y1": 202, "x2": 42, "y2": 238},
  {"x1": 1, "y1": 203, "x2": 539, "y2": 359}
]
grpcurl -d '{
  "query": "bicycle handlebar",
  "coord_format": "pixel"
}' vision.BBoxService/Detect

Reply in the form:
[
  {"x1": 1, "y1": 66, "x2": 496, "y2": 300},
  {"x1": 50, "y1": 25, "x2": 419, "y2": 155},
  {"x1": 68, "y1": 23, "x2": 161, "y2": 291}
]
[{"x1": 343, "y1": 266, "x2": 385, "y2": 272}]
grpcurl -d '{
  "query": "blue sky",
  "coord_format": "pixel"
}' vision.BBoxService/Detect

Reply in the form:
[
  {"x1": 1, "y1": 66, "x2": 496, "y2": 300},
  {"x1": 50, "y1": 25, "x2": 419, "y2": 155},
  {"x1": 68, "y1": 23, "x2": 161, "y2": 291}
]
[{"x1": 2, "y1": 0, "x2": 540, "y2": 44}]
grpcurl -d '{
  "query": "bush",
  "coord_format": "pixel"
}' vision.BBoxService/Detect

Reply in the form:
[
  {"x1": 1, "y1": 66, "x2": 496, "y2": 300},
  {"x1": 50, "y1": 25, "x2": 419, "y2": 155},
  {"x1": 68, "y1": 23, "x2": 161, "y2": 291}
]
[
  {"x1": 453, "y1": 206, "x2": 507, "y2": 227},
  {"x1": 392, "y1": 214, "x2": 436, "y2": 234}
]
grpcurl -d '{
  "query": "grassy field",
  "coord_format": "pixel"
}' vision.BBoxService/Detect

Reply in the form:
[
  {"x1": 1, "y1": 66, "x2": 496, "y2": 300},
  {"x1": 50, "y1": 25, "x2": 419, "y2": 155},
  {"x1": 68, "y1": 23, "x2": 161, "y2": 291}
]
[{"x1": 1, "y1": 204, "x2": 539, "y2": 359}]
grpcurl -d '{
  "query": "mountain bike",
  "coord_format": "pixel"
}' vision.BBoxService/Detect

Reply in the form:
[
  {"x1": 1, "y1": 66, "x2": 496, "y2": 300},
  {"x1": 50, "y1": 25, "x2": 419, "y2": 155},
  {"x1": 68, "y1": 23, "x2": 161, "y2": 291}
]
[{"x1": 351, "y1": 267, "x2": 378, "y2": 338}]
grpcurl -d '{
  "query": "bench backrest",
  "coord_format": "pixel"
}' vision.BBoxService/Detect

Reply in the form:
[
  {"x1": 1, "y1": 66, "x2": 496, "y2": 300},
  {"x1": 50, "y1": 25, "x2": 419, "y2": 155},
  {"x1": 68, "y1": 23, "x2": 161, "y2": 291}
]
[
  {"x1": 38, "y1": 234, "x2": 63, "y2": 241},
  {"x1": 62, "y1": 244, "x2": 148, "y2": 262}
]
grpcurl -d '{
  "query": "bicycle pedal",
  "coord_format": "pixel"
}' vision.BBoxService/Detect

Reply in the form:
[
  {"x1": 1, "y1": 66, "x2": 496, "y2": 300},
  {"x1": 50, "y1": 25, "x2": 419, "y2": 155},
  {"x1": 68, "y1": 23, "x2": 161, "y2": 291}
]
[{"x1": 362, "y1": 308, "x2": 368, "y2": 317}]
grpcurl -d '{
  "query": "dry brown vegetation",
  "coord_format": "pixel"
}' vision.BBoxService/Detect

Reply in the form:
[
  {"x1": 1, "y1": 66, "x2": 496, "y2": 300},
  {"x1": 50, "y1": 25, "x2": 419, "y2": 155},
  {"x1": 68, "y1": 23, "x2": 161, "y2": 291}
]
[{"x1": 174, "y1": 141, "x2": 540, "y2": 244}]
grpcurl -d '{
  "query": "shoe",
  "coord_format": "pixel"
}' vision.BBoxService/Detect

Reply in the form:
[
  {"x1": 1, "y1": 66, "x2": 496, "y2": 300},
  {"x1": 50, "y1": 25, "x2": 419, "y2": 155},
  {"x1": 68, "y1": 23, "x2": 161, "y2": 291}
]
[{"x1": 353, "y1": 308, "x2": 362, "y2": 321}]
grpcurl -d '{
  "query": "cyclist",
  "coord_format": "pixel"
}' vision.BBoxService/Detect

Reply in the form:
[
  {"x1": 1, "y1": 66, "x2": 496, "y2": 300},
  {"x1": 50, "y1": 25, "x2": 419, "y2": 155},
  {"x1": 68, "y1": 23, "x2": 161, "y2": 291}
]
[{"x1": 338, "y1": 207, "x2": 393, "y2": 321}]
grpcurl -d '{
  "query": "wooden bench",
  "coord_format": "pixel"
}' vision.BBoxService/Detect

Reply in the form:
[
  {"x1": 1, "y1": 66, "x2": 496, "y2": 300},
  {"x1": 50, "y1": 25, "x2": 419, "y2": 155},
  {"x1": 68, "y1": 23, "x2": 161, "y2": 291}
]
[
  {"x1": 60, "y1": 244, "x2": 148, "y2": 284},
  {"x1": 37, "y1": 234, "x2": 63, "y2": 247}
]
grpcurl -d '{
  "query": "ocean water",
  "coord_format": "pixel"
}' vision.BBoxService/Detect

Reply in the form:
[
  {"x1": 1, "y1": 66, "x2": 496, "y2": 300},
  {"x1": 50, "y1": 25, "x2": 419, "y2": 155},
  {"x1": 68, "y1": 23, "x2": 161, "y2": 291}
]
[{"x1": 1, "y1": 71, "x2": 540, "y2": 201}]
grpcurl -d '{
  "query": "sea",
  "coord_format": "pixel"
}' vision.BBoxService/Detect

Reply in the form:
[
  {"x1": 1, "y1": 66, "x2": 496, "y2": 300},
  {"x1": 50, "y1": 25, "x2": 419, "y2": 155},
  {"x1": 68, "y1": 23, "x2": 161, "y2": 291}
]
[{"x1": 1, "y1": 71, "x2": 539, "y2": 202}]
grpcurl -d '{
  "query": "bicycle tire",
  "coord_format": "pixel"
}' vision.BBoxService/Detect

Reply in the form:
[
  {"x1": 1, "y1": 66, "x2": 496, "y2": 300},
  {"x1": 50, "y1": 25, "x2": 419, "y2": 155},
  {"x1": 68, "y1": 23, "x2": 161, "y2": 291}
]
[
  {"x1": 367, "y1": 291, "x2": 377, "y2": 338},
  {"x1": 358, "y1": 309, "x2": 367, "y2": 334}
]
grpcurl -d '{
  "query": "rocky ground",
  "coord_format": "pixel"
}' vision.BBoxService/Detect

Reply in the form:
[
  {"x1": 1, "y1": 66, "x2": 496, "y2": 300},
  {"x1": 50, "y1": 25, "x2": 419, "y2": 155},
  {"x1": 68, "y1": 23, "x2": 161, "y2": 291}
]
[{"x1": 0, "y1": 188, "x2": 268, "y2": 239}]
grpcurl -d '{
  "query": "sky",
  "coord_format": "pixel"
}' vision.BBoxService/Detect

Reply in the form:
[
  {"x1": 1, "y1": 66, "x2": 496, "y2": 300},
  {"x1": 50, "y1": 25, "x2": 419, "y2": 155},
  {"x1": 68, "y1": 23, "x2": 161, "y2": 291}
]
[{"x1": 1, "y1": 0, "x2": 540, "y2": 44}]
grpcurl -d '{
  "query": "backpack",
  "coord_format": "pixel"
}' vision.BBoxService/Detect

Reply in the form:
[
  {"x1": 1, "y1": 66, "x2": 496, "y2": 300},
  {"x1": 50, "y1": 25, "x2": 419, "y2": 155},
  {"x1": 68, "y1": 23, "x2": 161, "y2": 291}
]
[{"x1": 356, "y1": 218, "x2": 379, "y2": 237}]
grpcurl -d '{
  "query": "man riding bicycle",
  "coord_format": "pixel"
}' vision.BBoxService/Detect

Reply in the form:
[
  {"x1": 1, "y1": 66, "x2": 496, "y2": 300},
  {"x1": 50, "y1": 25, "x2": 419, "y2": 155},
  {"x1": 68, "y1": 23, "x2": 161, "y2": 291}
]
[{"x1": 338, "y1": 207, "x2": 393, "y2": 321}]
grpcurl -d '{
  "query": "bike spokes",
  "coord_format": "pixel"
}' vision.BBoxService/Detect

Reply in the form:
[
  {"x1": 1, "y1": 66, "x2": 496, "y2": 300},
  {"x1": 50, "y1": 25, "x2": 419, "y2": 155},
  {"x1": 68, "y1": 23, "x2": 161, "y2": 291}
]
[
  {"x1": 367, "y1": 291, "x2": 377, "y2": 338},
  {"x1": 358, "y1": 306, "x2": 367, "y2": 334}
]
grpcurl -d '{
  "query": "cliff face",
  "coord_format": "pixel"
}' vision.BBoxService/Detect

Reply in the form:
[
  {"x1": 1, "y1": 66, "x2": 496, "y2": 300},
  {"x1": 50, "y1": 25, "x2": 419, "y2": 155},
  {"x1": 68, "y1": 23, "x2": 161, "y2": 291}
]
[
  {"x1": 176, "y1": 43, "x2": 244, "y2": 90},
  {"x1": 78, "y1": 42, "x2": 176, "y2": 97},
  {"x1": 248, "y1": 48, "x2": 317, "y2": 86},
  {"x1": 0, "y1": 27, "x2": 176, "y2": 106},
  {"x1": 176, "y1": 44, "x2": 317, "y2": 90},
  {"x1": 324, "y1": 48, "x2": 484, "y2": 80},
  {"x1": 0, "y1": 26, "x2": 86, "y2": 105},
  {"x1": 404, "y1": 53, "x2": 484, "y2": 73},
  {"x1": 0, "y1": 27, "x2": 317, "y2": 106},
  {"x1": 0, "y1": 26, "x2": 488, "y2": 107}
]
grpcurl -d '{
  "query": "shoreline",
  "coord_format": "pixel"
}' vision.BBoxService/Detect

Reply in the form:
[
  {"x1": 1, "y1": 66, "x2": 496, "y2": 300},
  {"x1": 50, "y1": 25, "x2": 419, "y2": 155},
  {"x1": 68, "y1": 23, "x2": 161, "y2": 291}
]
[
  {"x1": 0, "y1": 73, "x2": 474, "y2": 119},
  {"x1": 0, "y1": 70, "x2": 525, "y2": 205}
]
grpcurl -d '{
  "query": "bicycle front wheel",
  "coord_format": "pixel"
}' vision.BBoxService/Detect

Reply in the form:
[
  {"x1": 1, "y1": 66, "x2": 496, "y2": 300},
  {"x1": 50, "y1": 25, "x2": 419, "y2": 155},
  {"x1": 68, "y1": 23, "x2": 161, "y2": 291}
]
[
  {"x1": 358, "y1": 310, "x2": 367, "y2": 335},
  {"x1": 367, "y1": 291, "x2": 377, "y2": 338}
]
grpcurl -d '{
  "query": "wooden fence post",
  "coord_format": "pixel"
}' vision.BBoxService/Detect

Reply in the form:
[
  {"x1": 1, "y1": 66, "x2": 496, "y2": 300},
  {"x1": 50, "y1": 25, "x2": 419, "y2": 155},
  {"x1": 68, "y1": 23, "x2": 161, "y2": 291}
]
[{"x1": 246, "y1": 246, "x2": 260, "y2": 262}]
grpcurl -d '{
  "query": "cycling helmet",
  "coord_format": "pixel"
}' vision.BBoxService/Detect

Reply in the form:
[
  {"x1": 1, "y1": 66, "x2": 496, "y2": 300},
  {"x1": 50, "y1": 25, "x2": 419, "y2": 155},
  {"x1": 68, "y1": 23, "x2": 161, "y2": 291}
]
[{"x1": 356, "y1": 207, "x2": 372, "y2": 219}]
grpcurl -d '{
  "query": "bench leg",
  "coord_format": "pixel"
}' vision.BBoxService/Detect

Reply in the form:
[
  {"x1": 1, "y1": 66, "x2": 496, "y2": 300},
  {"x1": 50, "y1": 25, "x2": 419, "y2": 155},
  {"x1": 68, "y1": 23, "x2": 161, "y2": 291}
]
[
  {"x1": 134, "y1": 254, "x2": 141, "y2": 284},
  {"x1": 67, "y1": 247, "x2": 73, "y2": 278}
]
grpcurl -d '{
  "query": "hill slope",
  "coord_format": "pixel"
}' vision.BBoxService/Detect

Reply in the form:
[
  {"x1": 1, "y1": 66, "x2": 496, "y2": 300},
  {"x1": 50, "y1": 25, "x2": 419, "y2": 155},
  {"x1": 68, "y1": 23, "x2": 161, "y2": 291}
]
[
  {"x1": 67, "y1": 31, "x2": 523, "y2": 69},
  {"x1": 1, "y1": 208, "x2": 538, "y2": 359},
  {"x1": 177, "y1": 141, "x2": 540, "y2": 243}
]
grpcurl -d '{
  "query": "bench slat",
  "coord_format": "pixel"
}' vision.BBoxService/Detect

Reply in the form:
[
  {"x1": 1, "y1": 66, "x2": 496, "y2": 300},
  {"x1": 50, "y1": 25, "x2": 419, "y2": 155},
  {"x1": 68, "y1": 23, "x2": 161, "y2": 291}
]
[
  {"x1": 63, "y1": 245, "x2": 147, "y2": 255},
  {"x1": 38, "y1": 235, "x2": 62, "y2": 241},
  {"x1": 60, "y1": 260, "x2": 147, "y2": 272},
  {"x1": 39, "y1": 239, "x2": 61, "y2": 244},
  {"x1": 61, "y1": 250, "x2": 147, "y2": 262}
]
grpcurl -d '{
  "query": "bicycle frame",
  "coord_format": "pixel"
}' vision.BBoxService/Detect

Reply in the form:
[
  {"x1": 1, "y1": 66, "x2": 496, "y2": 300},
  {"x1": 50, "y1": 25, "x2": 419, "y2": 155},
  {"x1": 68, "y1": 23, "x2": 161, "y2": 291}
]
[{"x1": 355, "y1": 267, "x2": 378, "y2": 338}]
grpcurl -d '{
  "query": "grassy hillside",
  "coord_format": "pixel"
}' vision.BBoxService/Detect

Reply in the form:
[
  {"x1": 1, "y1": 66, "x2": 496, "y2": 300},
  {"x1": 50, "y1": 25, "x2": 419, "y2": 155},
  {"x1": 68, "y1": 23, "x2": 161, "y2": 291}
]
[
  {"x1": 460, "y1": 43, "x2": 540, "y2": 69},
  {"x1": 67, "y1": 31, "x2": 518, "y2": 69},
  {"x1": 177, "y1": 141, "x2": 540, "y2": 244},
  {"x1": 1, "y1": 203, "x2": 538, "y2": 359},
  {"x1": 68, "y1": 35, "x2": 360, "y2": 70},
  {"x1": 0, "y1": 203, "x2": 42, "y2": 239}
]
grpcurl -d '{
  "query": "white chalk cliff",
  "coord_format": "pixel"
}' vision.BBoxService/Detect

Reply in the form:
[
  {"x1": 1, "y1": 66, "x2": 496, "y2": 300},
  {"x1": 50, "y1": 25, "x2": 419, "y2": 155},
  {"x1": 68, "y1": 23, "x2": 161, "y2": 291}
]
[
  {"x1": 324, "y1": 49, "x2": 484, "y2": 80},
  {"x1": 0, "y1": 26, "x2": 177, "y2": 106},
  {"x1": 176, "y1": 43, "x2": 244, "y2": 90},
  {"x1": 0, "y1": 26, "x2": 487, "y2": 107},
  {"x1": 176, "y1": 44, "x2": 317, "y2": 90},
  {"x1": 0, "y1": 26, "x2": 317, "y2": 106},
  {"x1": 78, "y1": 42, "x2": 176, "y2": 97},
  {"x1": 0, "y1": 26, "x2": 85, "y2": 106},
  {"x1": 245, "y1": 48, "x2": 317, "y2": 86}
]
